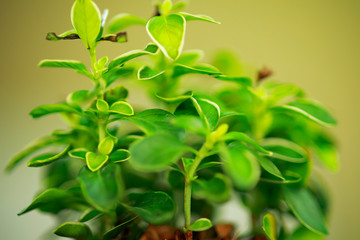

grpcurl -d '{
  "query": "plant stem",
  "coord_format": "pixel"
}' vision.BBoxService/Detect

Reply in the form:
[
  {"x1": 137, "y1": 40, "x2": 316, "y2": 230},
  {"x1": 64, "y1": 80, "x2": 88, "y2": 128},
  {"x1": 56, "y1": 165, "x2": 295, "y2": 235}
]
[{"x1": 184, "y1": 136, "x2": 215, "y2": 230}]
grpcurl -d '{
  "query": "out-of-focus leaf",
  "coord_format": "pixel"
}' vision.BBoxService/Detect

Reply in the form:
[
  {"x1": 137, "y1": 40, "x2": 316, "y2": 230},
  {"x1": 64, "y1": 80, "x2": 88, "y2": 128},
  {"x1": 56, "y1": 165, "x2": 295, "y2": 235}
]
[
  {"x1": 290, "y1": 226, "x2": 324, "y2": 240},
  {"x1": 54, "y1": 222, "x2": 92, "y2": 240},
  {"x1": 175, "y1": 50, "x2": 203, "y2": 65},
  {"x1": 130, "y1": 133, "x2": 190, "y2": 172},
  {"x1": 109, "y1": 149, "x2": 131, "y2": 163},
  {"x1": 78, "y1": 208, "x2": 102, "y2": 222},
  {"x1": 128, "y1": 191, "x2": 175, "y2": 224},
  {"x1": 137, "y1": 65, "x2": 165, "y2": 80},
  {"x1": 30, "y1": 103, "x2": 81, "y2": 118},
  {"x1": 262, "y1": 213, "x2": 277, "y2": 240},
  {"x1": 18, "y1": 188, "x2": 74, "y2": 215},
  {"x1": 102, "y1": 217, "x2": 137, "y2": 240},
  {"x1": 262, "y1": 138, "x2": 306, "y2": 163},
  {"x1": 27, "y1": 145, "x2": 70, "y2": 167},
  {"x1": 220, "y1": 143, "x2": 261, "y2": 190},
  {"x1": 193, "y1": 173, "x2": 231, "y2": 203},
  {"x1": 108, "y1": 13, "x2": 147, "y2": 33},
  {"x1": 155, "y1": 91, "x2": 193, "y2": 104},
  {"x1": 6, "y1": 136, "x2": 60, "y2": 171},
  {"x1": 78, "y1": 164, "x2": 123, "y2": 211},
  {"x1": 223, "y1": 132, "x2": 272, "y2": 155},
  {"x1": 271, "y1": 100, "x2": 337, "y2": 126},
  {"x1": 282, "y1": 186, "x2": 328, "y2": 235},
  {"x1": 104, "y1": 85, "x2": 129, "y2": 105},
  {"x1": 98, "y1": 136, "x2": 114, "y2": 155},
  {"x1": 257, "y1": 155, "x2": 284, "y2": 180},
  {"x1": 180, "y1": 12, "x2": 220, "y2": 24},
  {"x1": 172, "y1": 64, "x2": 222, "y2": 78}
]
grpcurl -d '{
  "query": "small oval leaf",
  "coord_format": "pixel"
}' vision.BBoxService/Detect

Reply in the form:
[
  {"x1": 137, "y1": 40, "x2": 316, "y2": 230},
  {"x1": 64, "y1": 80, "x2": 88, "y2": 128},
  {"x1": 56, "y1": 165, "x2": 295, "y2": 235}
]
[
  {"x1": 98, "y1": 136, "x2": 114, "y2": 155},
  {"x1": 109, "y1": 149, "x2": 131, "y2": 163},
  {"x1": 85, "y1": 152, "x2": 108, "y2": 172},
  {"x1": 110, "y1": 101, "x2": 134, "y2": 116},
  {"x1": 189, "y1": 218, "x2": 213, "y2": 231},
  {"x1": 263, "y1": 213, "x2": 277, "y2": 240},
  {"x1": 54, "y1": 222, "x2": 92, "y2": 240}
]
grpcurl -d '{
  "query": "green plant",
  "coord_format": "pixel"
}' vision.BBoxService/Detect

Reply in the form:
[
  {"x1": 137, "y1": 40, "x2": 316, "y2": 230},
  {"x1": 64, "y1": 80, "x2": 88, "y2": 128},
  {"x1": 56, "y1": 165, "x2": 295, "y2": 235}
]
[{"x1": 7, "y1": 0, "x2": 338, "y2": 239}]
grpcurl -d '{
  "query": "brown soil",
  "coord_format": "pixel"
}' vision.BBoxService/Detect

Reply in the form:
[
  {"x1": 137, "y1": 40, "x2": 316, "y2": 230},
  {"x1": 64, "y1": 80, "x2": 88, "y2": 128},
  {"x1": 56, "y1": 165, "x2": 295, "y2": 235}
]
[{"x1": 138, "y1": 224, "x2": 267, "y2": 240}]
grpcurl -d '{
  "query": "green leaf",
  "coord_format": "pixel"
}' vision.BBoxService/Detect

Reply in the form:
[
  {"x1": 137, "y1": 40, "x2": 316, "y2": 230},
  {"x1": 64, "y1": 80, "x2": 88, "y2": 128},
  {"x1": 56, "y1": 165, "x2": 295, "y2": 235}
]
[
  {"x1": 78, "y1": 208, "x2": 102, "y2": 222},
  {"x1": 108, "y1": 43, "x2": 159, "y2": 70},
  {"x1": 102, "y1": 217, "x2": 137, "y2": 240},
  {"x1": 85, "y1": 152, "x2": 108, "y2": 172},
  {"x1": 195, "y1": 98, "x2": 221, "y2": 131},
  {"x1": 215, "y1": 75, "x2": 252, "y2": 87},
  {"x1": 137, "y1": 65, "x2": 165, "y2": 80},
  {"x1": 261, "y1": 171, "x2": 302, "y2": 184},
  {"x1": 30, "y1": 103, "x2": 81, "y2": 118},
  {"x1": 175, "y1": 50, "x2": 203, "y2": 65},
  {"x1": 6, "y1": 136, "x2": 59, "y2": 171},
  {"x1": 171, "y1": 0, "x2": 187, "y2": 12},
  {"x1": 68, "y1": 148, "x2": 88, "y2": 160},
  {"x1": 108, "y1": 13, "x2": 147, "y2": 33},
  {"x1": 262, "y1": 138, "x2": 306, "y2": 163},
  {"x1": 128, "y1": 191, "x2": 175, "y2": 224},
  {"x1": 98, "y1": 136, "x2": 114, "y2": 155},
  {"x1": 66, "y1": 90, "x2": 92, "y2": 105},
  {"x1": 271, "y1": 100, "x2": 337, "y2": 126},
  {"x1": 220, "y1": 143, "x2": 261, "y2": 190},
  {"x1": 78, "y1": 164, "x2": 123, "y2": 211},
  {"x1": 172, "y1": 64, "x2": 222, "y2": 78},
  {"x1": 18, "y1": 188, "x2": 73, "y2": 215},
  {"x1": 104, "y1": 84, "x2": 129, "y2": 105},
  {"x1": 155, "y1": 91, "x2": 193, "y2": 104},
  {"x1": 290, "y1": 226, "x2": 324, "y2": 240},
  {"x1": 96, "y1": 9, "x2": 109, "y2": 41},
  {"x1": 109, "y1": 149, "x2": 131, "y2": 163},
  {"x1": 312, "y1": 132, "x2": 339, "y2": 171},
  {"x1": 180, "y1": 12, "x2": 220, "y2": 24},
  {"x1": 71, "y1": 0, "x2": 101, "y2": 49},
  {"x1": 126, "y1": 109, "x2": 184, "y2": 139},
  {"x1": 262, "y1": 213, "x2": 277, "y2": 240},
  {"x1": 39, "y1": 59, "x2": 87, "y2": 72},
  {"x1": 103, "y1": 67, "x2": 133, "y2": 86},
  {"x1": 188, "y1": 218, "x2": 213, "y2": 231},
  {"x1": 147, "y1": 14, "x2": 185, "y2": 60},
  {"x1": 172, "y1": 115, "x2": 207, "y2": 136},
  {"x1": 160, "y1": 0, "x2": 173, "y2": 15},
  {"x1": 282, "y1": 186, "x2": 328, "y2": 235},
  {"x1": 54, "y1": 222, "x2": 92, "y2": 240},
  {"x1": 257, "y1": 156, "x2": 284, "y2": 180},
  {"x1": 193, "y1": 173, "x2": 231, "y2": 203},
  {"x1": 27, "y1": 145, "x2": 70, "y2": 167},
  {"x1": 110, "y1": 101, "x2": 134, "y2": 116},
  {"x1": 130, "y1": 133, "x2": 190, "y2": 172},
  {"x1": 223, "y1": 132, "x2": 272, "y2": 155},
  {"x1": 263, "y1": 83, "x2": 305, "y2": 105},
  {"x1": 167, "y1": 169, "x2": 185, "y2": 190},
  {"x1": 96, "y1": 99, "x2": 109, "y2": 112}
]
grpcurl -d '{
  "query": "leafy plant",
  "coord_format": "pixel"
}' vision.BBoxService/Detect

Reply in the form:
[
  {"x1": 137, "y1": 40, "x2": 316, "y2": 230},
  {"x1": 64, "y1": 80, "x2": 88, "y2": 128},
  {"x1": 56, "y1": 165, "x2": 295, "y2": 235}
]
[{"x1": 7, "y1": 0, "x2": 338, "y2": 239}]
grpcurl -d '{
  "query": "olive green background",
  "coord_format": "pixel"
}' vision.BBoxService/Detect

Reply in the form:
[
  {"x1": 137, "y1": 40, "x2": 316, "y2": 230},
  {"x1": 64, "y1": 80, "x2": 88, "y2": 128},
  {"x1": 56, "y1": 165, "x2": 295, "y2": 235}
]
[{"x1": 0, "y1": 0, "x2": 359, "y2": 239}]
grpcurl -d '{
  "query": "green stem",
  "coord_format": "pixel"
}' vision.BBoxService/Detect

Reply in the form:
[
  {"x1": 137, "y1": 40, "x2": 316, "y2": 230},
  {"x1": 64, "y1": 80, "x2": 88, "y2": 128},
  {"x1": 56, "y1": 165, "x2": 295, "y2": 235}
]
[{"x1": 184, "y1": 136, "x2": 215, "y2": 230}]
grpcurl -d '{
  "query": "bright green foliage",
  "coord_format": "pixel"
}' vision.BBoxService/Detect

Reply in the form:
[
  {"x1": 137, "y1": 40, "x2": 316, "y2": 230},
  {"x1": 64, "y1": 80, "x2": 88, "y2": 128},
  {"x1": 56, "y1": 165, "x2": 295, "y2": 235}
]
[
  {"x1": 108, "y1": 13, "x2": 146, "y2": 33},
  {"x1": 71, "y1": 0, "x2": 101, "y2": 49},
  {"x1": 262, "y1": 213, "x2": 277, "y2": 240},
  {"x1": 78, "y1": 164, "x2": 123, "y2": 211},
  {"x1": 130, "y1": 133, "x2": 190, "y2": 172},
  {"x1": 188, "y1": 218, "x2": 213, "y2": 231},
  {"x1": 147, "y1": 14, "x2": 185, "y2": 60},
  {"x1": 10, "y1": 0, "x2": 337, "y2": 239},
  {"x1": 54, "y1": 222, "x2": 92, "y2": 240}
]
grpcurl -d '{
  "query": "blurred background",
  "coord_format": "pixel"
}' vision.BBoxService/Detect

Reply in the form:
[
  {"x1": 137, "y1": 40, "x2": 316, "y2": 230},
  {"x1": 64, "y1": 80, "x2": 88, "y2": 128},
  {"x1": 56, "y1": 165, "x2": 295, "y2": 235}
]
[{"x1": 0, "y1": 0, "x2": 359, "y2": 239}]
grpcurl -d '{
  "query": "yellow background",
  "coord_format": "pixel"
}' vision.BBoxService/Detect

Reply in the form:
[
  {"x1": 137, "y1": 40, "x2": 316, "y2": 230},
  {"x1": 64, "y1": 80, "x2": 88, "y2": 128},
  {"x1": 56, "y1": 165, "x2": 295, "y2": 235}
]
[{"x1": 0, "y1": 0, "x2": 359, "y2": 239}]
